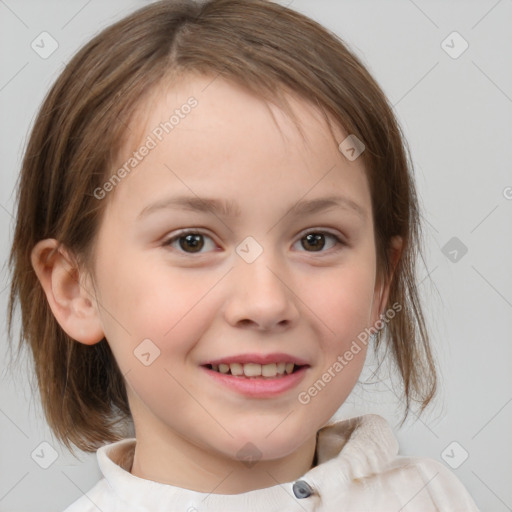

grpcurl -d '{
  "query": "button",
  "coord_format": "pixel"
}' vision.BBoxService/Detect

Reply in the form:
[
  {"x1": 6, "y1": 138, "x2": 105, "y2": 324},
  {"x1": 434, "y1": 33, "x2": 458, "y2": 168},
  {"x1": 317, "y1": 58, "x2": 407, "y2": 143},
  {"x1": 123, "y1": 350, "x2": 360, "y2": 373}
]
[{"x1": 292, "y1": 480, "x2": 314, "y2": 499}]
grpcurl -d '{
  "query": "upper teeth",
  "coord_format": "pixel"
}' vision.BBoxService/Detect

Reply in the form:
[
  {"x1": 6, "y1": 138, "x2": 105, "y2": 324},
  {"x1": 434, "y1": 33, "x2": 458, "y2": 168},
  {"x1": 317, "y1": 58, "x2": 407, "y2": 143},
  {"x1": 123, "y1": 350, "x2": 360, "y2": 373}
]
[{"x1": 212, "y1": 362, "x2": 295, "y2": 377}]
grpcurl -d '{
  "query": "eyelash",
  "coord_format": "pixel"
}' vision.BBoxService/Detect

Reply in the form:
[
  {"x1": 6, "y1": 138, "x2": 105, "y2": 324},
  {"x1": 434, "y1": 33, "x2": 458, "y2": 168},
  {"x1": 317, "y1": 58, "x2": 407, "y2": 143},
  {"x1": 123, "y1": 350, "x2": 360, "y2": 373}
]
[{"x1": 161, "y1": 229, "x2": 346, "y2": 255}]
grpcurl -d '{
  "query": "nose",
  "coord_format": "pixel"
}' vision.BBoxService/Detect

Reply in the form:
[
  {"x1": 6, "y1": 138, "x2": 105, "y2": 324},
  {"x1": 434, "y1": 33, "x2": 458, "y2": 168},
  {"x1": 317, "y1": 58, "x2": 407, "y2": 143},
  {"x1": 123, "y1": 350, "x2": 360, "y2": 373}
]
[{"x1": 223, "y1": 251, "x2": 300, "y2": 332}]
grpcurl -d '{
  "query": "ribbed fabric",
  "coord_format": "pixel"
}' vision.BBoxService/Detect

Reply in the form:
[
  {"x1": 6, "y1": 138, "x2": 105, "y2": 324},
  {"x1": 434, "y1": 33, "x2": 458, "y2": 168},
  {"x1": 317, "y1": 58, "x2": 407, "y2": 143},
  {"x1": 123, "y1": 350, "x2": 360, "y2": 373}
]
[{"x1": 62, "y1": 414, "x2": 479, "y2": 511}]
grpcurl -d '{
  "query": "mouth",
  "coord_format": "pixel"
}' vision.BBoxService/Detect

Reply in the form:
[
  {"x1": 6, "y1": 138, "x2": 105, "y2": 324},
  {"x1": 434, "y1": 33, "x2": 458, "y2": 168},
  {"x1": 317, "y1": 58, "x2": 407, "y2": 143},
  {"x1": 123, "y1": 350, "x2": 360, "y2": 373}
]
[
  {"x1": 200, "y1": 354, "x2": 310, "y2": 397},
  {"x1": 203, "y1": 362, "x2": 306, "y2": 378}
]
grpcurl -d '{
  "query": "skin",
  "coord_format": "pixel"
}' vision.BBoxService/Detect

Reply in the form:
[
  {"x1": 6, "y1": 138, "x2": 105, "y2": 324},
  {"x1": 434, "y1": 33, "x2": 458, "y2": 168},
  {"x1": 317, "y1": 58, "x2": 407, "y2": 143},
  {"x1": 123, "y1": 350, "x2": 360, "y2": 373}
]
[{"x1": 32, "y1": 74, "x2": 400, "y2": 494}]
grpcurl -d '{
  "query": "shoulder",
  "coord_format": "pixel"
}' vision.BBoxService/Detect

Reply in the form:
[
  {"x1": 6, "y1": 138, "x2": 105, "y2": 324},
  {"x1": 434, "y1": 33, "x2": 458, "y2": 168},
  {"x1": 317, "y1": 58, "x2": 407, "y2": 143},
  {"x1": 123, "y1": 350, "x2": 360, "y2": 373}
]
[
  {"x1": 381, "y1": 455, "x2": 480, "y2": 511},
  {"x1": 314, "y1": 415, "x2": 479, "y2": 511}
]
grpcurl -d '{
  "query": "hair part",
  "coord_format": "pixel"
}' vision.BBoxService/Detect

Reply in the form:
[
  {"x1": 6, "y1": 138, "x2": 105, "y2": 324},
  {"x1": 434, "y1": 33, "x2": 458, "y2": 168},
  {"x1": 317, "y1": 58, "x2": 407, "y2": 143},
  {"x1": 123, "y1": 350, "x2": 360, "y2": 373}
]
[{"x1": 8, "y1": 0, "x2": 436, "y2": 453}]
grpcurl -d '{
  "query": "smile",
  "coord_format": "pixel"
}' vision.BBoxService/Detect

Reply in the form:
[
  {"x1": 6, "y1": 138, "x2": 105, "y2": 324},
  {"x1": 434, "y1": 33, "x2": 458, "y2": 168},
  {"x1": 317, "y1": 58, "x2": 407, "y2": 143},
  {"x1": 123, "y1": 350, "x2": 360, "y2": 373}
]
[
  {"x1": 200, "y1": 353, "x2": 310, "y2": 397},
  {"x1": 206, "y1": 362, "x2": 300, "y2": 378}
]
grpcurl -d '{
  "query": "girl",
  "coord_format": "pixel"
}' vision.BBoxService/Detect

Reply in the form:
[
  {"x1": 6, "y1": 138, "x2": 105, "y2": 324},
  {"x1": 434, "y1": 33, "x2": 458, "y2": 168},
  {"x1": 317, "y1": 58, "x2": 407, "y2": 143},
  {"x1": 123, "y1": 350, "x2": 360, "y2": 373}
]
[{"x1": 8, "y1": 0, "x2": 479, "y2": 510}]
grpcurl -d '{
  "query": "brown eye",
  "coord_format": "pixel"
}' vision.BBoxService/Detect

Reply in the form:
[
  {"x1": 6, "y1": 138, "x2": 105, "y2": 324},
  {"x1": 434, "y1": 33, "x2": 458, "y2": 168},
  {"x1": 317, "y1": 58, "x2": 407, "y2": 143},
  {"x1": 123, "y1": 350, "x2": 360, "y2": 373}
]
[
  {"x1": 163, "y1": 231, "x2": 216, "y2": 254},
  {"x1": 295, "y1": 231, "x2": 342, "y2": 253},
  {"x1": 179, "y1": 234, "x2": 204, "y2": 253},
  {"x1": 302, "y1": 233, "x2": 326, "y2": 251}
]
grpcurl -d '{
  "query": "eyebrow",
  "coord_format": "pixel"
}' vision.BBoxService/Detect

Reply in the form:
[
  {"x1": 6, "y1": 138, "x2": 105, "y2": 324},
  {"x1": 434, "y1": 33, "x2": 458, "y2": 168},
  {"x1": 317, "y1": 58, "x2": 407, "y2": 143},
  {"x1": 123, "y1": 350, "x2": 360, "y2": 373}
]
[{"x1": 137, "y1": 194, "x2": 366, "y2": 220}]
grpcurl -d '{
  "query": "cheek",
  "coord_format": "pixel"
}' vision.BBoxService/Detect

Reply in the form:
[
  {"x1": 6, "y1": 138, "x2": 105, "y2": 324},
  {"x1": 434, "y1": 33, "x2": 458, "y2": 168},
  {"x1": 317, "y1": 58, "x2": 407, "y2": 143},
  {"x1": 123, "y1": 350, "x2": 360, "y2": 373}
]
[
  {"x1": 94, "y1": 252, "x2": 223, "y2": 368},
  {"x1": 299, "y1": 258, "x2": 375, "y2": 411},
  {"x1": 308, "y1": 261, "x2": 377, "y2": 343},
  {"x1": 93, "y1": 256, "x2": 221, "y2": 421}
]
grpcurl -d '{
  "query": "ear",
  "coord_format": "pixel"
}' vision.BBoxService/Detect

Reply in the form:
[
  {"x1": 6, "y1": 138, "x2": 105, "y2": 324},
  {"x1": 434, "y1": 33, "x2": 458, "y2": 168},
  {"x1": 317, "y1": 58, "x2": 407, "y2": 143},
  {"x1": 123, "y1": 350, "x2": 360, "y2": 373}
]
[
  {"x1": 31, "y1": 239, "x2": 105, "y2": 345},
  {"x1": 370, "y1": 236, "x2": 403, "y2": 325}
]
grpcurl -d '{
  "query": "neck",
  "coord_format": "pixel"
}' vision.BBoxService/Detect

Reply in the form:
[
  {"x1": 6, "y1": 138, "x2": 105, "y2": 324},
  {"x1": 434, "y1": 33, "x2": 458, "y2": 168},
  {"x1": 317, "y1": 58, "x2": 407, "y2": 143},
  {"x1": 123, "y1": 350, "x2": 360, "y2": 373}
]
[{"x1": 129, "y1": 424, "x2": 317, "y2": 494}]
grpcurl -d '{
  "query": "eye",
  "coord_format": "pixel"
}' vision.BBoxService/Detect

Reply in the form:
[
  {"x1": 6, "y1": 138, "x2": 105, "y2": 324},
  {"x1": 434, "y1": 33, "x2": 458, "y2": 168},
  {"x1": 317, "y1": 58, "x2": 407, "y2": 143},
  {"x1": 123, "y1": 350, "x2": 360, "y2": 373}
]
[
  {"x1": 294, "y1": 230, "x2": 344, "y2": 252},
  {"x1": 162, "y1": 229, "x2": 345, "y2": 255},
  {"x1": 162, "y1": 230, "x2": 217, "y2": 254}
]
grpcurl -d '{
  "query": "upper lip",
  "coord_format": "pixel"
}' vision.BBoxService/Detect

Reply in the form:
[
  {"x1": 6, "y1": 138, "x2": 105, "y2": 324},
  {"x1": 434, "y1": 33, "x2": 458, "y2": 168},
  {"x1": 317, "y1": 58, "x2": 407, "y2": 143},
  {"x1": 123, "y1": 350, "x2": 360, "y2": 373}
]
[{"x1": 202, "y1": 353, "x2": 310, "y2": 366}]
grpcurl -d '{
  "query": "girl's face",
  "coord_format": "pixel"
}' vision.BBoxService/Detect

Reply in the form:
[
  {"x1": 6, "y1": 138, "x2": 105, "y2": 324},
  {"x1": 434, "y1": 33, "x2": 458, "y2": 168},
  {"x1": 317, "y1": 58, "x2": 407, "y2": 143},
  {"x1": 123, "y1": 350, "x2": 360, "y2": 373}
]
[{"x1": 90, "y1": 74, "x2": 388, "y2": 468}]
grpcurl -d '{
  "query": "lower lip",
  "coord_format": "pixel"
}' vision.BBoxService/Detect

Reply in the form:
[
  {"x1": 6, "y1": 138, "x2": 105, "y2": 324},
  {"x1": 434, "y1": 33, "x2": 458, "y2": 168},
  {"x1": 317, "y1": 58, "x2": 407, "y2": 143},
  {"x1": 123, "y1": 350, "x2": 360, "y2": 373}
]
[{"x1": 202, "y1": 366, "x2": 308, "y2": 398}]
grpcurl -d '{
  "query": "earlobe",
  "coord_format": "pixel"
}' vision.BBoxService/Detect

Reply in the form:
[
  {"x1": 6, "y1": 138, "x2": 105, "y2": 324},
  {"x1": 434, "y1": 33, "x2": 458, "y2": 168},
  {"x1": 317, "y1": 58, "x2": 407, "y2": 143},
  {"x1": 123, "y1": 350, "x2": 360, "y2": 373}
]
[
  {"x1": 31, "y1": 239, "x2": 105, "y2": 345},
  {"x1": 389, "y1": 236, "x2": 403, "y2": 278},
  {"x1": 372, "y1": 235, "x2": 403, "y2": 322}
]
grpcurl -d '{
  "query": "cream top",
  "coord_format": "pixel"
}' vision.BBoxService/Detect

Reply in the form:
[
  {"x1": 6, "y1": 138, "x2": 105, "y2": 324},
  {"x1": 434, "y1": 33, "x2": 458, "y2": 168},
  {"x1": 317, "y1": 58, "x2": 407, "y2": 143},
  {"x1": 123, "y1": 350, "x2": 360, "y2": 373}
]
[{"x1": 63, "y1": 414, "x2": 479, "y2": 511}]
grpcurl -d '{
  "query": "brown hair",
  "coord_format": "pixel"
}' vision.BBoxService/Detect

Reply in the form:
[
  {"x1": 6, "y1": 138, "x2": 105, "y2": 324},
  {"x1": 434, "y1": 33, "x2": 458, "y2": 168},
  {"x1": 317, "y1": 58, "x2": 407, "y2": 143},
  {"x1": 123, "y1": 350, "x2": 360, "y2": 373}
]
[{"x1": 8, "y1": 0, "x2": 437, "y2": 453}]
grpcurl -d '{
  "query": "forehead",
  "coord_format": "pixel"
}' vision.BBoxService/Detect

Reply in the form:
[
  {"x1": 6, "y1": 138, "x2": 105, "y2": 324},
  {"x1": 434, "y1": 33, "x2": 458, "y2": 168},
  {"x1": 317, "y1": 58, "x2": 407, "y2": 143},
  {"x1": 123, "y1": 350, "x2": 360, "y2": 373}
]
[
  {"x1": 104, "y1": 73, "x2": 370, "y2": 219},
  {"x1": 122, "y1": 71, "x2": 347, "y2": 163}
]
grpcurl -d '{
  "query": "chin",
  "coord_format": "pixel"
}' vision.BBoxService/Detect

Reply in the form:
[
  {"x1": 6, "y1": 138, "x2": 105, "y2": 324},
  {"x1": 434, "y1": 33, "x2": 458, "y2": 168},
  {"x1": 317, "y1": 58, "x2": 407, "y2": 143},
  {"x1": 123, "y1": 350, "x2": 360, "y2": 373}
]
[{"x1": 214, "y1": 425, "x2": 311, "y2": 463}]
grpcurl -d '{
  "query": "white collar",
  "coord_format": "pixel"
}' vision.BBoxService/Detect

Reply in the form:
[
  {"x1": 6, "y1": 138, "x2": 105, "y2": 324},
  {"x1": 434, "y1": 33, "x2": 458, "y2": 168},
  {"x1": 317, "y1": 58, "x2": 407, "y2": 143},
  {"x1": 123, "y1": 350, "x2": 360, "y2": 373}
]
[{"x1": 97, "y1": 414, "x2": 398, "y2": 511}]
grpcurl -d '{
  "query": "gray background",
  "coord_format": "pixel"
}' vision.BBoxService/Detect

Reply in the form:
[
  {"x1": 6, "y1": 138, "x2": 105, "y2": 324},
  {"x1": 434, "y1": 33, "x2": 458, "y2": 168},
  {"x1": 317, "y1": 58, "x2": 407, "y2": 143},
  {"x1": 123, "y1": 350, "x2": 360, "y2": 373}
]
[{"x1": 1, "y1": 0, "x2": 511, "y2": 510}]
